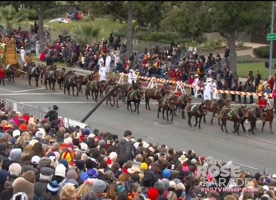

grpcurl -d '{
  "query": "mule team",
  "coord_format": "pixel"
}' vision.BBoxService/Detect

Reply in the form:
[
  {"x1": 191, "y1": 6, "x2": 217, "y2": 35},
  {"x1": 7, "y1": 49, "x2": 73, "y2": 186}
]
[{"x1": 4, "y1": 63, "x2": 274, "y2": 135}]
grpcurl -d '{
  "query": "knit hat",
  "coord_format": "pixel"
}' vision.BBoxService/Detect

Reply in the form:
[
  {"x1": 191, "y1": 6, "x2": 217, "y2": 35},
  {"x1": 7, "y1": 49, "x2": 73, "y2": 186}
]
[
  {"x1": 117, "y1": 185, "x2": 125, "y2": 193},
  {"x1": 140, "y1": 162, "x2": 148, "y2": 171},
  {"x1": 163, "y1": 169, "x2": 171, "y2": 179},
  {"x1": 9, "y1": 148, "x2": 22, "y2": 162},
  {"x1": 19, "y1": 124, "x2": 28, "y2": 132},
  {"x1": 83, "y1": 128, "x2": 90, "y2": 136},
  {"x1": 55, "y1": 164, "x2": 66, "y2": 178},
  {"x1": 40, "y1": 167, "x2": 54, "y2": 176},
  {"x1": 59, "y1": 159, "x2": 68, "y2": 168},
  {"x1": 87, "y1": 168, "x2": 98, "y2": 179},
  {"x1": 46, "y1": 180, "x2": 59, "y2": 195},
  {"x1": 76, "y1": 160, "x2": 85, "y2": 171},
  {"x1": 0, "y1": 170, "x2": 8, "y2": 187},
  {"x1": 147, "y1": 188, "x2": 159, "y2": 200},
  {"x1": 92, "y1": 180, "x2": 107, "y2": 193},
  {"x1": 80, "y1": 172, "x2": 89, "y2": 181},
  {"x1": 38, "y1": 157, "x2": 51, "y2": 169},
  {"x1": 13, "y1": 177, "x2": 34, "y2": 200},
  {"x1": 160, "y1": 178, "x2": 170, "y2": 189},
  {"x1": 67, "y1": 170, "x2": 78, "y2": 180},
  {"x1": 53, "y1": 105, "x2": 58, "y2": 110},
  {"x1": 11, "y1": 192, "x2": 28, "y2": 200}
]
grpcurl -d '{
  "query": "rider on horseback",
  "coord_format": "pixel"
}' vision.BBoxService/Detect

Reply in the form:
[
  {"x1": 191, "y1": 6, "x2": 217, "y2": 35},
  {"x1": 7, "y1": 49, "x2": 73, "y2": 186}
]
[
  {"x1": 258, "y1": 93, "x2": 268, "y2": 120},
  {"x1": 174, "y1": 88, "x2": 182, "y2": 97},
  {"x1": 162, "y1": 90, "x2": 171, "y2": 106}
]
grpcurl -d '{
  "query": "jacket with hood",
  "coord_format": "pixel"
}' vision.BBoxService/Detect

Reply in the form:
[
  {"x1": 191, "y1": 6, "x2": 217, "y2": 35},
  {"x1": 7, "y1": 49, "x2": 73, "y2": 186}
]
[{"x1": 117, "y1": 138, "x2": 133, "y2": 160}]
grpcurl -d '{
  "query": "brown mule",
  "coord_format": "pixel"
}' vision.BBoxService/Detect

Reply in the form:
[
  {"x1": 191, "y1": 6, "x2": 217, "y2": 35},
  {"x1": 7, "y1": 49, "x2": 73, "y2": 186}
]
[
  {"x1": 261, "y1": 107, "x2": 274, "y2": 134},
  {"x1": 220, "y1": 105, "x2": 247, "y2": 135},
  {"x1": 5, "y1": 64, "x2": 16, "y2": 82},
  {"x1": 145, "y1": 84, "x2": 169, "y2": 110},
  {"x1": 203, "y1": 98, "x2": 230, "y2": 125},
  {"x1": 27, "y1": 64, "x2": 41, "y2": 87},
  {"x1": 105, "y1": 84, "x2": 123, "y2": 108},
  {"x1": 240, "y1": 106, "x2": 261, "y2": 134},
  {"x1": 172, "y1": 94, "x2": 191, "y2": 119},
  {"x1": 44, "y1": 67, "x2": 58, "y2": 91},
  {"x1": 127, "y1": 88, "x2": 144, "y2": 114},
  {"x1": 186, "y1": 103, "x2": 208, "y2": 129},
  {"x1": 157, "y1": 95, "x2": 176, "y2": 122},
  {"x1": 85, "y1": 80, "x2": 106, "y2": 101}
]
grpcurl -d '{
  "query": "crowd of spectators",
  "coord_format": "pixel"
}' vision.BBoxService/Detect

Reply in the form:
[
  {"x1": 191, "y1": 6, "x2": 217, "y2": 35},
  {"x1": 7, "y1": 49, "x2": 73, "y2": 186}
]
[{"x1": 0, "y1": 102, "x2": 276, "y2": 200}]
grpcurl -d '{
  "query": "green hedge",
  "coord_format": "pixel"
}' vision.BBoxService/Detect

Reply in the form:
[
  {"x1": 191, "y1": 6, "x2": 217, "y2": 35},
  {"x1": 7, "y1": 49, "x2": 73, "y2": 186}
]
[
  {"x1": 19, "y1": 9, "x2": 38, "y2": 20},
  {"x1": 253, "y1": 46, "x2": 269, "y2": 58}
]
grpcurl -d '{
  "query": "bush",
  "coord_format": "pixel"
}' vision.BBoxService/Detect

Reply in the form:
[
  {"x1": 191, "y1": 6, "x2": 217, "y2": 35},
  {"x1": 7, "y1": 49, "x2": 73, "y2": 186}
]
[
  {"x1": 253, "y1": 46, "x2": 269, "y2": 58},
  {"x1": 19, "y1": 9, "x2": 38, "y2": 20}
]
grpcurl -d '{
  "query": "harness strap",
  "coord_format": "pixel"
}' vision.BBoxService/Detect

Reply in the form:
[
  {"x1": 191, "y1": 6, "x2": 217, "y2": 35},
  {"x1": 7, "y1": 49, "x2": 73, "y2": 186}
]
[
  {"x1": 154, "y1": 89, "x2": 157, "y2": 96},
  {"x1": 210, "y1": 102, "x2": 214, "y2": 109}
]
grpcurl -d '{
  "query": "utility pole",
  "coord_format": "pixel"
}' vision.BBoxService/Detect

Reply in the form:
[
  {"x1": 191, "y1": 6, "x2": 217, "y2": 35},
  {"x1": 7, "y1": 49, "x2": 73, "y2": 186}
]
[{"x1": 269, "y1": 1, "x2": 275, "y2": 77}]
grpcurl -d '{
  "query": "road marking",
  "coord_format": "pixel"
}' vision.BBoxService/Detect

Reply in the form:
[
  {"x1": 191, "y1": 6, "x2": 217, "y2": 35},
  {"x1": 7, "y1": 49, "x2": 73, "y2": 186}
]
[
  {"x1": 0, "y1": 88, "x2": 14, "y2": 93},
  {"x1": 19, "y1": 101, "x2": 96, "y2": 104},
  {"x1": 0, "y1": 93, "x2": 64, "y2": 96},
  {"x1": 12, "y1": 88, "x2": 46, "y2": 93}
]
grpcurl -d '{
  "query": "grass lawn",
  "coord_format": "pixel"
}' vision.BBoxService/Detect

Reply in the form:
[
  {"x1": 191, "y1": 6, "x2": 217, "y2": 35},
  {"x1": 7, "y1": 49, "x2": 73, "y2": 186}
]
[
  {"x1": 237, "y1": 62, "x2": 274, "y2": 79},
  {"x1": 18, "y1": 18, "x2": 127, "y2": 41}
]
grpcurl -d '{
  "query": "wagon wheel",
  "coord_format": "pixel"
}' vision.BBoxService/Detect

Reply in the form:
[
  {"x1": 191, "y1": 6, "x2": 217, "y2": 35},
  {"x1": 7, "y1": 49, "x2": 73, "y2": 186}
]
[{"x1": 109, "y1": 96, "x2": 115, "y2": 107}]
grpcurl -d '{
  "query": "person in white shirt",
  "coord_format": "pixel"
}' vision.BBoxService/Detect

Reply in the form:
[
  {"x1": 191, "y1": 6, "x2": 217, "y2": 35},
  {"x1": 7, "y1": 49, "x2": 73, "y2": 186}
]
[
  {"x1": 210, "y1": 79, "x2": 218, "y2": 99},
  {"x1": 97, "y1": 55, "x2": 104, "y2": 68},
  {"x1": 99, "y1": 63, "x2": 107, "y2": 81},
  {"x1": 128, "y1": 69, "x2": 137, "y2": 84},
  {"x1": 192, "y1": 75, "x2": 200, "y2": 97},
  {"x1": 105, "y1": 53, "x2": 111, "y2": 73},
  {"x1": 35, "y1": 41, "x2": 40, "y2": 58},
  {"x1": 20, "y1": 47, "x2": 25, "y2": 62},
  {"x1": 203, "y1": 78, "x2": 212, "y2": 100}
]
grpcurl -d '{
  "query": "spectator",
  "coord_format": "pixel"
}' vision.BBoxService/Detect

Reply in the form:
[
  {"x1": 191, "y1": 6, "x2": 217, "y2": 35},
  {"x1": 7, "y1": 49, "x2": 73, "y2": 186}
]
[
  {"x1": 117, "y1": 130, "x2": 133, "y2": 161},
  {"x1": 44, "y1": 105, "x2": 59, "y2": 123},
  {"x1": 230, "y1": 79, "x2": 237, "y2": 103},
  {"x1": 273, "y1": 86, "x2": 276, "y2": 114},
  {"x1": 236, "y1": 81, "x2": 243, "y2": 103},
  {"x1": 255, "y1": 70, "x2": 262, "y2": 91},
  {"x1": 0, "y1": 65, "x2": 5, "y2": 86}
]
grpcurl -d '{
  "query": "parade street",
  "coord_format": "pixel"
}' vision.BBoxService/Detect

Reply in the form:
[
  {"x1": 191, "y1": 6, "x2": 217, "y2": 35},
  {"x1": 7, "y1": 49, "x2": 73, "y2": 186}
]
[{"x1": 1, "y1": 77, "x2": 276, "y2": 174}]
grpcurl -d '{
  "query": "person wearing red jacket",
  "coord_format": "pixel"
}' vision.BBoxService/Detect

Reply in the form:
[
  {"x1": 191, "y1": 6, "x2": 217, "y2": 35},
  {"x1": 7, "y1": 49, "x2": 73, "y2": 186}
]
[
  {"x1": 0, "y1": 65, "x2": 5, "y2": 86},
  {"x1": 272, "y1": 87, "x2": 276, "y2": 114},
  {"x1": 258, "y1": 93, "x2": 268, "y2": 109},
  {"x1": 174, "y1": 88, "x2": 182, "y2": 97},
  {"x1": 258, "y1": 93, "x2": 268, "y2": 119}
]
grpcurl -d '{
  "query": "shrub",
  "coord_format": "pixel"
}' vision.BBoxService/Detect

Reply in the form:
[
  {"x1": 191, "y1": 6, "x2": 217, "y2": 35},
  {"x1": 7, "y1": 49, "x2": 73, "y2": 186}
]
[
  {"x1": 253, "y1": 46, "x2": 269, "y2": 58},
  {"x1": 19, "y1": 9, "x2": 38, "y2": 20}
]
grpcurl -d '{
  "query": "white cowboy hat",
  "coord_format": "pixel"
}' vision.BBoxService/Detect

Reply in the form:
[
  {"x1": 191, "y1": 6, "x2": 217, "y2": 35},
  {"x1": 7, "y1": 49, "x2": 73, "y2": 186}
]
[
  {"x1": 127, "y1": 165, "x2": 142, "y2": 174},
  {"x1": 178, "y1": 155, "x2": 188, "y2": 164}
]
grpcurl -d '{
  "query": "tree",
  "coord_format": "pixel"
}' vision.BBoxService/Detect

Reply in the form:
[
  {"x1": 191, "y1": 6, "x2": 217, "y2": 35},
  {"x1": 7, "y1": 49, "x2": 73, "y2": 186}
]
[
  {"x1": 133, "y1": 1, "x2": 164, "y2": 29},
  {"x1": 206, "y1": 1, "x2": 270, "y2": 73},
  {"x1": 126, "y1": 1, "x2": 133, "y2": 57},
  {"x1": 22, "y1": 1, "x2": 56, "y2": 48},
  {"x1": 0, "y1": 1, "x2": 21, "y2": 11},
  {"x1": 0, "y1": 5, "x2": 29, "y2": 32},
  {"x1": 72, "y1": 25, "x2": 100, "y2": 45}
]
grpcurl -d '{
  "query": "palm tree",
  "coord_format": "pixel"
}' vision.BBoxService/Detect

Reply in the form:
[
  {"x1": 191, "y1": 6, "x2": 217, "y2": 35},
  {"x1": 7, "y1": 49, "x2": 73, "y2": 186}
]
[
  {"x1": 72, "y1": 25, "x2": 100, "y2": 45},
  {"x1": 0, "y1": 5, "x2": 29, "y2": 33}
]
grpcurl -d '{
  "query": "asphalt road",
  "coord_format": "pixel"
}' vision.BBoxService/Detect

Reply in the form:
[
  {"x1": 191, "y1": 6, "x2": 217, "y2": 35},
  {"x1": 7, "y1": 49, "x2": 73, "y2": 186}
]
[{"x1": 1, "y1": 77, "x2": 276, "y2": 175}]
